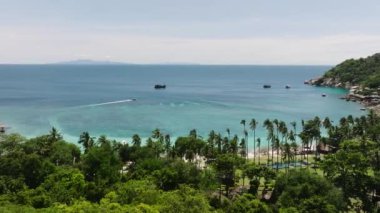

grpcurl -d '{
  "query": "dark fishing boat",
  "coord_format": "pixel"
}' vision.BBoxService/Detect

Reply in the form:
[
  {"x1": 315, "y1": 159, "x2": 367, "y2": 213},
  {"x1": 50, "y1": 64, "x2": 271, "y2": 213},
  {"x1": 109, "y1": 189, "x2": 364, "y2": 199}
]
[
  {"x1": 285, "y1": 84, "x2": 291, "y2": 89},
  {"x1": 154, "y1": 84, "x2": 166, "y2": 89},
  {"x1": 0, "y1": 124, "x2": 8, "y2": 133},
  {"x1": 263, "y1": 85, "x2": 271, "y2": 89}
]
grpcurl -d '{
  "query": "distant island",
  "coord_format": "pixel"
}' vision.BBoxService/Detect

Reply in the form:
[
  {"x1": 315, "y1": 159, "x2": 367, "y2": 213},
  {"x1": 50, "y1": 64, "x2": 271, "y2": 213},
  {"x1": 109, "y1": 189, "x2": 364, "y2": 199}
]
[
  {"x1": 307, "y1": 53, "x2": 380, "y2": 114},
  {"x1": 53, "y1": 59, "x2": 128, "y2": 65},
  {"x1": 53, "y1": 60, "x2": 199, "y2": 66}
]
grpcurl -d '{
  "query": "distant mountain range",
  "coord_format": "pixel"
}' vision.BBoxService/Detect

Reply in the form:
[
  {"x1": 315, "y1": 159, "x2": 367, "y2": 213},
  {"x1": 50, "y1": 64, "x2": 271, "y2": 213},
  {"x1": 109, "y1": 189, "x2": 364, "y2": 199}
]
[
  {"x1": 53, "y1": 60, "x2": 200, "y2": 65},
  {"x1": 54, "y1": 59, "x2": 128, "y2": 65}
]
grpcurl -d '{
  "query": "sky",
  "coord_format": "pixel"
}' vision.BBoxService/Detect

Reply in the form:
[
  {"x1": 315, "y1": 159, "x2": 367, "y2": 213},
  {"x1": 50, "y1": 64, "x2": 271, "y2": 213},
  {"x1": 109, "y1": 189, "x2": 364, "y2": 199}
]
[{"x1": 0, "y1": 0, "x2": 379, "y2": 65}]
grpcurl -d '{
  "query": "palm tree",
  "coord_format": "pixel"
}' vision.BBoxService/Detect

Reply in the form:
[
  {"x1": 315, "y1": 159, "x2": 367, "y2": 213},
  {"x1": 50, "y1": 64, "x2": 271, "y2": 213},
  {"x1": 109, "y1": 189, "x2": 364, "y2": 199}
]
[
  {"x1": 215, "y1": 133, "x2": 222, "y2": 154},
  {"x1": 272, "y1": 119, "x2": 280, "y2": 171},
  {"x1": 339, "y1": 117, "x2": 349, "y2": 140},
  {"x1": 313, "y1": 116, "x2": 322, "y2": 160},
  {"x1": 290, "y1": 121, "x2": 297, "y2": 138},
  {"x1": 222, "y1": 137, "x2": 230, "y2": 154},
  {"x1": 290, "y1": 141, "x2": 298, "y2": 168},
  {"x1": 256, "y1": 138, "x2": 261, "y2": 164},
  {"x1": 353, "y1": 117, "x2": 363, "y2": 137},
  {"x1": 152, "y1": 128, "x2": 162, "y2": 140},
  {"x1": 164, "y1": 134, "x2": 171, "y2": 158},
  {"x1": 289, "y1": 121, "x2": 297, "y2": 165},
  {"x1": 299, "y1": 120, "x2": 309, "y2": 165},
  {"x1": 226, "y1": 128, "x2": 230, "y2": 139},
  {"x1": 288, "y1": 130, "x2": 296, "y2": 167},
  {"x1": 347, "y1": 114, "x2": 354, "y2": 123},
  {"x1": 240, "y1": 120, "x2": 246, "y2": 131},
  {"x1": 230, "y1": 135, "x2": 238, "y2": 156},
  {"x1": 300, "y1": 119, "x2": 305, "y2": 166},
  {"x1": 367, "y1": 109, "x2": 377, "y2": 126},
  {"x1": 281, "y1": 142, "x2": 292, "y2": 173},
  {"x1": 239, "y1": 138, "x2": 246, "y2": 158},
  {"x1": 263, "y1": 119, "x2": 274, "y2": 167},
  {"x1": 78, "y1": 131, "x2": 94, "y2": 153},
  {"x1": 189, "y1": 129, "x2": 197, "y2": 138},
  {"x1": 48, "y1": 127, "x2": 62, "y2": 143},
  {"x1": 249, "y1": 118, "x2": 258, "y2": 164},
  {"x1": 132, "y1": 134, "x2": 141, "y2": 147},
  {"x1": 98, "y1": 135, "x2": 108, "y2": 147},
  {"x1": 278, "y1": 121, "x2": 288, "y2": 164},
  {"x1": 206, "y1": 130, "x2": 216, "y2": 158},
  {"x1": 244, "y1": 130, "x2": 248, "y2": 161},
  {"x1": 360, "y1": 115, "x2": 369, "y2": 139},
  {"x1": 241, "y1": 119, "x2": 247, "y2": 160},
  {"x1": 367, "y1": 111, "x2": 380, "y2": 142},
  {"x1": 151, "y1": 129, "x2": 164, "y2": 158},
  {"x1": 347, "y1": 115, "x2": 354, "y2": 137},
  {"x1": 300, "y1": 120, "x2": 317, "y2": 168},
  {"x1": 323, "y1": 117, "x2": 334, "y2": 145},
  {"x1": 323, "y1": 117, "x2": 332, "y2": 130}
]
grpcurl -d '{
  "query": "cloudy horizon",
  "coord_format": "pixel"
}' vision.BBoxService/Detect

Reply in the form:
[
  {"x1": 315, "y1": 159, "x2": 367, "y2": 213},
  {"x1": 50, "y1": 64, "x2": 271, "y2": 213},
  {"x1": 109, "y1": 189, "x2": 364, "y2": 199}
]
[{"x1": 1, "y1": 0, "x2": 379, "y2": 65}]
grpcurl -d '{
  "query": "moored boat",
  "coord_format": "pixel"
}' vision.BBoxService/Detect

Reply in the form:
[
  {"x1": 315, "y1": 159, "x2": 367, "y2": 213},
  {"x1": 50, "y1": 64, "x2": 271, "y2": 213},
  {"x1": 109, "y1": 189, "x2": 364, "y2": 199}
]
[
  {"x1": 154, "y1": 84, "x2": 166, "y2": 89},
  {"x1": 285, "y1": 84, "x2": 291, "y2": 89},
  {"x1": 263, "y1": 84, "x2": 271, "y2": 89},
  {"x1": 0, "y1": 124, "x2": 7, "y2": 133}
]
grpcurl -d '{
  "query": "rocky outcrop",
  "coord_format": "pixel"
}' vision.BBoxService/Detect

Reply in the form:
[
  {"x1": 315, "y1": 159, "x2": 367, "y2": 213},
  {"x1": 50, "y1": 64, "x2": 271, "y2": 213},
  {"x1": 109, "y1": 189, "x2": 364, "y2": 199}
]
[
  {"x1": 307, "y1": 77, "x2": 354, "y2": 90},
  {"x1": 306, "y1": 77, "x2": 380, "y2": 115}
]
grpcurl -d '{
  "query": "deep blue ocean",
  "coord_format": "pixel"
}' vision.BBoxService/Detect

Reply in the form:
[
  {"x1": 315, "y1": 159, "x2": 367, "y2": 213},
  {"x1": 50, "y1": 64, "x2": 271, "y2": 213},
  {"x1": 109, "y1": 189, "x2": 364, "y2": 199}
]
[{"x1": 0, "y1": 65, "x2": 365, "y2": 147}]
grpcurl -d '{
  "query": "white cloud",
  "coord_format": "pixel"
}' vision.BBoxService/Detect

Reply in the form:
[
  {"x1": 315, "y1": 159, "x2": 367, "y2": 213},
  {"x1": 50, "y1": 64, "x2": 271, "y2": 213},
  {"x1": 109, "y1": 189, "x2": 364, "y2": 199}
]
[{"x1": 0, "y1": 27, "x2": 379, "y2": 64}]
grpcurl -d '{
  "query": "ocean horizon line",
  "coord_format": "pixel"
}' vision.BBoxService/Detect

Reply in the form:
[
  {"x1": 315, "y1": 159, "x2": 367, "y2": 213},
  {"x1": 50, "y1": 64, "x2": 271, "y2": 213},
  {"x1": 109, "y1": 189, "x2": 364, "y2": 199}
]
[{"x1": 0, "y1": 62, "x2": 333, "y2": 67}]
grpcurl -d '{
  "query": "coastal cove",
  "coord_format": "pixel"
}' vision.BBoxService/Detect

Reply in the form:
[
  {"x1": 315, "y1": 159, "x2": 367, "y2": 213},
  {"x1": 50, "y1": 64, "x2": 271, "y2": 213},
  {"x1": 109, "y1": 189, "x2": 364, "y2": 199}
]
[
  {"x1": 0, "y1": 65, "x2": 365, "y2": 146},
  {"x1": 306, "y1": 53, "x2": 380, "y2": 114}
]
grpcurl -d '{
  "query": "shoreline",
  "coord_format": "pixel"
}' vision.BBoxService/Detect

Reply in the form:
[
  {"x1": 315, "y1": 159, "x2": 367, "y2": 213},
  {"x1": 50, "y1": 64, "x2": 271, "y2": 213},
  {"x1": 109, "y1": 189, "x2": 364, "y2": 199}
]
[{"x1": 306, "y1": 77, "x2": 380, "y2": 115}]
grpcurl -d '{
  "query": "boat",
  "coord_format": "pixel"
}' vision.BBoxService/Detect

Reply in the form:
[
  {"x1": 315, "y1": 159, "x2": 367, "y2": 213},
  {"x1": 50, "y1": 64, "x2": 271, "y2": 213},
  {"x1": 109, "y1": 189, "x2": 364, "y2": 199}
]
[
  {"x1": 263, "y1": 85, "x2": 271, "y2": 89},
  {"x1": 285, "y1": 84, "x2": 291, "y2": 89},
  {"x1": 154, "y1": 84, "x2": 166, "y2": 89},
  {"x1": 304, "y1": 80, "x2": 310, "y2": 85},
  {"x1": 321, "y1": 93, "x2": 326, "y2": 97},
  {"x1": 0, "y1": 124, "x2": 7, "y2": 133},
  {"x1": 360, "y1": 108, "x2": 366, "y2": 111}
]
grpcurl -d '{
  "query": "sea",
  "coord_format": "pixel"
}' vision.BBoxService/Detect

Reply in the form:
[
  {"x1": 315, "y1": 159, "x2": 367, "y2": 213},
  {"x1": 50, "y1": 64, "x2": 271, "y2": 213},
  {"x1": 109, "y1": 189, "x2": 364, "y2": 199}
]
[{"x1": 0, "y1": 65, "x2": 365, "y2": 148}]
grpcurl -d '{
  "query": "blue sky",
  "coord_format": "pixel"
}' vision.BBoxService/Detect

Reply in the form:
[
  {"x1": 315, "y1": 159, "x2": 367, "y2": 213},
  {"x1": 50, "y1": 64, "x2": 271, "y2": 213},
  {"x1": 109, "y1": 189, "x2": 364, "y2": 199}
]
[{"x1": 0, "y1": 0, "x2": 379, "y2": 64}]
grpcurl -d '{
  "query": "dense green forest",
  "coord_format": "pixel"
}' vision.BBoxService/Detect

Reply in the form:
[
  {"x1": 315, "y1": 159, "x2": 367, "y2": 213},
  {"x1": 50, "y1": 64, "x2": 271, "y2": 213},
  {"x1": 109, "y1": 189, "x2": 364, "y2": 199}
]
[
  {"x1": 0, "y1": 112, "x2": 379, "y2": 212},
  {"x1": 321, "y1": 53, "x2": 380, "y2": 88}
]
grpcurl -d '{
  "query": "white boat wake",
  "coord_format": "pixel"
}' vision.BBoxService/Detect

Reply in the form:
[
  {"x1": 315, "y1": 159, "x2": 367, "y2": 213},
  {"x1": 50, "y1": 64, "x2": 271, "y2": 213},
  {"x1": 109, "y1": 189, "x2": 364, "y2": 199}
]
[{"x1": 80, "y1": 99, "x2": 135, "y2": 108}]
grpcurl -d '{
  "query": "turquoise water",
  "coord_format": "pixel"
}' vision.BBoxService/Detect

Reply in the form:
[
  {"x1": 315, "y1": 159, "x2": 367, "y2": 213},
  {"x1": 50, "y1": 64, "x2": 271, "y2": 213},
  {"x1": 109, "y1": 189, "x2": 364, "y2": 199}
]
[{"x1": 0, "y1": 65, "x2": 365, "y2": 147}]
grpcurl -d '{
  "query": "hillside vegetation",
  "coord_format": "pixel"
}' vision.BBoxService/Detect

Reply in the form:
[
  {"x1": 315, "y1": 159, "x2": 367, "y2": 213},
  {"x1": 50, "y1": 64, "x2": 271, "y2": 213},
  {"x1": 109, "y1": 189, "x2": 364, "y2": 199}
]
[
  {"x1": 322, "y1": 53, "x2": 380, "y2": 88},
  {"x1": 0, "y1": 112, "x2": 380, "y2": 212}
]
